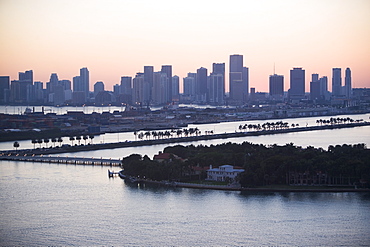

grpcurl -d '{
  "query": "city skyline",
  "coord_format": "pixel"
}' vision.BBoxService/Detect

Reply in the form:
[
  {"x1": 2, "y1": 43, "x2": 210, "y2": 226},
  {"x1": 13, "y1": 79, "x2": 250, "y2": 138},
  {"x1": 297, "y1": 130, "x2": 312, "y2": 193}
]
[{"x1": 1, "y1": 0, "x2": 369, "y2": 92}]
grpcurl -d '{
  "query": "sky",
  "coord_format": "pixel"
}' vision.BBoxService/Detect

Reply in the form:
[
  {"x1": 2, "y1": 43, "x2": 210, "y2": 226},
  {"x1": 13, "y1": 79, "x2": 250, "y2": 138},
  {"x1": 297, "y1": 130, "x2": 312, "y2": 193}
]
[{"x1": 1, "y1": 0, "x2": 369, "y2": 93}]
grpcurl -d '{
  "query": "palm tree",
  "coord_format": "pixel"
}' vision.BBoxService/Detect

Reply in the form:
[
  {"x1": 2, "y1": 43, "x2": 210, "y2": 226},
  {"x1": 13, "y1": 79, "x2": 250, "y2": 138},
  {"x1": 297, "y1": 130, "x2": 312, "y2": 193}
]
[
  {"x1": 83, "y1": 135, "x2": 88, "y2": 145},
  {"x1": 69, "y1": 136, "x2": 75, "y2": 146},
  {"x1": 44, "y1": 138, "x2": 50, "y2": 148},
  {"x1": 51, "y1": 138, "x2": 57, "y2": 147},
  {"x1": 57, "y1": 137, "x2": 63, "y2": 147},
  {"x1": 31, "y1": 139, "x2": 37, "y2": 149},
  {"x1": 89, "y1": 135, "x2": 94, "y2": 144},
  {"x1": 13, "y1": 141, "x2": 20, "y2": 151},
  {"x1": 76, "y1": 136, "x2": 82, "y2": 145},
  {"x1": 37, "y1": 139, "x2": 43, "y2": 148}
]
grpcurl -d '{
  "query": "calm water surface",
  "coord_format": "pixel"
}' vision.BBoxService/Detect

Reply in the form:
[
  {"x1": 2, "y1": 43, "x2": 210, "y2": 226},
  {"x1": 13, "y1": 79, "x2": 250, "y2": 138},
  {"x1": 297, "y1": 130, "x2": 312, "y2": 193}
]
[{"x1": 1, "y1": 161, "x2": 370, "y2": 246}]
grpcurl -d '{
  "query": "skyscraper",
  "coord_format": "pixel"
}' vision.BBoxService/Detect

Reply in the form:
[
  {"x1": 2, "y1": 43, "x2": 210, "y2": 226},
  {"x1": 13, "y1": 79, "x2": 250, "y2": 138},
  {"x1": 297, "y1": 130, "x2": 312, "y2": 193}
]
[
  {"x1": 133, "y1": 73, "x2": 144, "y2": 105},
  {"x1": 144, "y1": 66, "x2": 154, "y2": 103},
  {"x1": 332, "y1": 68, "x2": 342, "y2": 97},
  {"x1": 120, "y1": 76, "x2": 132, "y2": 95},
  {"x1": 344, "y1": 68, "x2": 352, "y2": 98},
  {"x1": 196, "y1": 67, "x2": 208, "y2": 102},
  {"x1": 80, "y1": 67, "x2": 89, "y2": 100},
  {"x1": 11, "y1": 70, "x2": 33, "y2": 103},
  {"x1": 161, "y1": 65, "x2": 172, "y2": 103},
  {"x1": 288, "y1": 68, "x2": 305, "y2": 101},
  {"x1": 208, "y1": 73, "x2": 224, "y2": 105},
  {"x1": 269, "y1": 74, "x2": 284, "y2": 98},
  {"x1": 183, "y1": 74, "x2": 196, "y2": 101},
  {"x1": 229, "y1": 54, "x2": 248, "y2": 104},
  {"x1": 94, "y1": 81, "x2": 105, "y2": 96},
  {"x1": 120, "y1": 76, "x2": 132, "y2": 104},
  {"x1": 0, "y1": 76, "x2": 10, "y2": 103},
  {"x1": 212, "y1": 63, "x2": 225, "y2": 103},
  {"x1": 172, "y1": 75, "x2": 179, "y2": 100},
  {"x1": 310, "y1": 73, "x2": 321, "y2": 101}
]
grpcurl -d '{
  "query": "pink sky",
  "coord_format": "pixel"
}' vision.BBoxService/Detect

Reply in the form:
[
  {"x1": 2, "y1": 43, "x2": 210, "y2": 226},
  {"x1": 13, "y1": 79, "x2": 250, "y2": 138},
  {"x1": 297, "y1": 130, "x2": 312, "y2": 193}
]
[{"x1": 1, "y1": 0, "x2": 369, "y2": 93}]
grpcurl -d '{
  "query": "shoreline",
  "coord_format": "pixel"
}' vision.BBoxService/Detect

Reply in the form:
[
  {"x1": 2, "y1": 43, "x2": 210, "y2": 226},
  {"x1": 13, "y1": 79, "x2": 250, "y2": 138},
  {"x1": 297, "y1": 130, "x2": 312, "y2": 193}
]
[
  {"x1": 4, "y1": 121, "x2": 369, "y2": 155},
  {"x1": 124, "y1": 177, "x2": 370, "y2": 193}
]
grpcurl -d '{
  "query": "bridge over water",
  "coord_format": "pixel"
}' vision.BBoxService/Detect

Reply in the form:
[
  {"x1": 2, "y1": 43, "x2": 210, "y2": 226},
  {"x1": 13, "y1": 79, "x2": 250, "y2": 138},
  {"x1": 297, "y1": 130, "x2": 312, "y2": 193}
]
[{"x1": 0, "y1": 154, "x2": 122, "y2": 166}]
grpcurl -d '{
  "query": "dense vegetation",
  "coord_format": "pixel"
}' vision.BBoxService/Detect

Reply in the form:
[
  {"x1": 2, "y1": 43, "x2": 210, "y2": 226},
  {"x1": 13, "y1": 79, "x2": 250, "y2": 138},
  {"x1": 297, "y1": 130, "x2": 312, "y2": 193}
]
[{"x1": 121, "y1": 142, "x2": 370, "y2": 188}]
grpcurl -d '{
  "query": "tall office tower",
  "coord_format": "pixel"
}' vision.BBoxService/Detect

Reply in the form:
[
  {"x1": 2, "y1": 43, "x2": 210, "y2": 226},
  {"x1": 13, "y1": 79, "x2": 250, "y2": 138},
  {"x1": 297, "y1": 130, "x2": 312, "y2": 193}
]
[
  {"x1": 80, "y1": 67, "x2": 90, "y2": 100},
  {"x1": 144, "y1": 66, "x2": 154, "y2": 102},
  {"x1": 332, "y1": 68, "x2": 342, "y2": 97},
  {"x1": 113, "y1": 84, "x2": 120, "y2": 97},
  {"x1": 212, "y1": 63, "x2": 225, "y2": 103},
  {"x1": 183, "y1": 76, "x2": 196, "y2": 100},
  {"x1": 319, "y1": 76, "x2": 328, "y2": 95},
  {"x1": 120, "y1": 76, "x2": 132, "y2": 95},
  {"x1": 243, "y1": 67, "x2": 249, "y2": 100},
  {"x1": 288, "y1": 68, "x2": 305, "y2": 101},
  {"x1": 60, "y1": 80, "x2": 71, "y2": 90},
  {"x1": 119, "y1": 76, "x2": 132, "y2": 104},
  {"x1": 151, "y1": 72, "x2": 169, "y2": 105},
  {"x1": 269, "y1": 74, "x2": 284, "y2": 98},
  {"x1": 344, "y1": 68, "x2": 352, "y2": 98},
  {"x1": 208, "y1": 73, "x2": 224, "y2": 105},
  {"x1": 161, "y1": 65, "x2": 172, "y2": 102},
  {"x1": 94, "y1": 81, "x2": 105, "y2": 96},
  {"x1": 0, "y1": 76, "x2": 10, "y2": 103},
  {"x1": 11, "y1": 70, "x2": 33, "y2": 103},
  {"x1": 172, "y1": 75, "x2": 179, "y2": 100},
  {"x1": 229, "y1": 54, "x2": 248, "y2": 104},
  {"x1": 33, "y1": 81, "x2": 44, "y2": 103},
  {"x1": 213, "y1": 63, "x2": 225, "y2": 78},
  {"x1": 310, "y1": 73, "x2": 321, "y2": 101},
  {"x1": 19, "y1": 70, "x2": 33, "y2": 83},
  {"x1": 47, "y1": 73, "x2": 59, "y2": 93},
  {"x1": 133, "y1": 73, "x2": 144, "y2": 105},
  {"x1": 312, "y1": 74, "x2": 319, "y2": 83},
  {"x1": 73, "y1": 76, "x2": 82, "y2": 92},
  {"x1": 196, "y1": 67, "x2": 208, "y2": 102}
]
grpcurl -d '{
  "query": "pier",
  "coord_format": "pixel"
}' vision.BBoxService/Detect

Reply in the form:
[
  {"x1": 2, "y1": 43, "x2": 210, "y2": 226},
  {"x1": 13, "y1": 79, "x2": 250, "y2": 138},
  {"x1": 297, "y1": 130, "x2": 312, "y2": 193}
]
[{"x1": 0, "y1": 154, "x2": 122, "y2": 166}]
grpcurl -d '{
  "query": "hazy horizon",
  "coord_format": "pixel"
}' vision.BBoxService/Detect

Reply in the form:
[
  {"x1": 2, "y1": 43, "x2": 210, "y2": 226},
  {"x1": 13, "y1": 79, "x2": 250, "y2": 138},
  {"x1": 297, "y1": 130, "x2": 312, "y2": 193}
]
[{"x1": 1, "y1": 0, "x2": 369, "y2": 93}]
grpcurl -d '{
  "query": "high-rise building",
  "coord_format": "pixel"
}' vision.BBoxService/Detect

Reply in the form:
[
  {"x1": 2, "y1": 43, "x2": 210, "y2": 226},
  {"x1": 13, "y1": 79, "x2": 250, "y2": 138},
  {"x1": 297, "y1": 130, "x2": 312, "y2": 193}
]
[
  {"x1": 310, "y1": 73, "x2": 321, "y2": 101},
  {"x1": 47, "y1": 73, "x2": 59, "y2": 94},
  {"x1": 144, "y1": 66, "x2": 154, "y2": 102},
  {"x1": 11, "y1": 70, "x2": 33, "y2": 103},
  {"x1": 269, "y1": 74, "x2": 284, "y2": 98},
  {"x1": 133, "y1": 73, "x2": 144, "y2": 105},
  {"x1": 243, "y1": 67, "x2": 249, "y2": 100},
  {"x1": 161, "y1": 65, "x2": 172, "y2": 102},
  {"x1": 73, "y1": 76, "x2": 82, "y2": 92},
  {"x1": 344, "y1": 68, "x2": 352, "y2": 98},
  {"x1": 196, "y1": 67, "x2": 208, "y2": 103},
  {"x1": 208, "y1": 73, "x2": 224, "y2": 105},
  {"x1": 229, "y1": 54, "x2": 248, "y2": 104},
  {"x1": 332, "y1": 68, "x2": 342, "y2": 97},
  {"x1": 118, "y1": 76, "x2": 132, "y2": 104},
  {"x1": 288, "y1": 68, "x2": 305, "y2": 101},
  {"x1": 0, "y1": 76, "x2": 10, "y2": 103},
  {"x1": 183, "y1": 75, "x2": 196, "y2": 101},
  {"x1": 113, "y1": 84, "x2": 120, "y2": 97},
  {"x1": 18, "y1": 70, "x2": 33, "y2": 83},
  {"x1": 80, "y1": 67, "x2": 89, "y2": 100},
  {"x1": 152, "y1": 71, "x2": 169, "y2": 105},
  {"x1": 212, "y1": 63, "x2": 225, "y2": 104},
  {"x1": 120, "y1": 76, "x2": 132, "y2": 95},
  {"x1": 172, "y1": 75, "x2": 179, "y2": 100},
  {"x1": 94, "y1": 81, "x2": 105, "y2": 97}
]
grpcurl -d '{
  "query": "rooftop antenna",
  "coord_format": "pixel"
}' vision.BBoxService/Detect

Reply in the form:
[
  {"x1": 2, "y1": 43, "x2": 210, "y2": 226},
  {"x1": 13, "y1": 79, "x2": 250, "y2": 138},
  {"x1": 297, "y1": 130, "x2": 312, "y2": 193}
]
[{"x1": 273, "y1": 62, "x2": 276, "y2": 75}]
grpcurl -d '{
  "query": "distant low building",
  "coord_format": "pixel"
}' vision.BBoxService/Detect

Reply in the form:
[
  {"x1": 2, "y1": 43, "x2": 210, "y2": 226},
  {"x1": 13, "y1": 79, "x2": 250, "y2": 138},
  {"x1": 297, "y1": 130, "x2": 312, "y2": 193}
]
[{"x1": 206, "y1": 165, "x2": 244, "y2": 182}]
